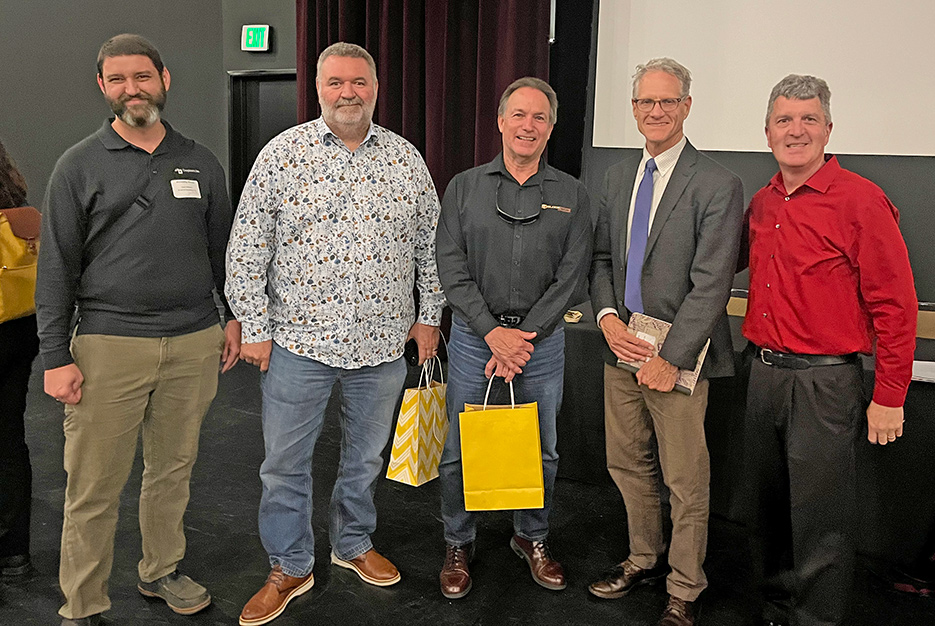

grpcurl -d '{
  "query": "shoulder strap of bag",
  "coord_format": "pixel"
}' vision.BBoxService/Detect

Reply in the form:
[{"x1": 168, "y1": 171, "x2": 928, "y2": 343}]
[
  {"x1": 0, "y1": 206, "x2": 41, "y2": 241},
  {"x1": 82, "y1": 135, "x2": 196, "y2": 266},
  {"x1": 83, "y1": 170, "x2": 165, "y2": 265}
]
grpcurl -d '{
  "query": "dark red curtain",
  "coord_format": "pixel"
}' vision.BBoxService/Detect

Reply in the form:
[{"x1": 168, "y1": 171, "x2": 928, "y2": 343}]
[{"x1": 297, "y1": 0, "x2": 551, "y2": 196}]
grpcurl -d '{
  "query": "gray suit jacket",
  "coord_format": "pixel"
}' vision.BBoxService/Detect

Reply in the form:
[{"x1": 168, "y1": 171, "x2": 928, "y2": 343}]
[{"x1": 589, "y1": 140, "x2": 744, "y2": 378}]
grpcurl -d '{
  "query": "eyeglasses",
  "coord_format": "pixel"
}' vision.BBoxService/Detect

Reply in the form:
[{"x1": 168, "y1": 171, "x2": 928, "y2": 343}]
[
  {"x1": 496, "y1": 177, "x2": 543, "y2": 226},
  {"x1": 632, "y1": 97, "x2": 684, "y2": 112}
]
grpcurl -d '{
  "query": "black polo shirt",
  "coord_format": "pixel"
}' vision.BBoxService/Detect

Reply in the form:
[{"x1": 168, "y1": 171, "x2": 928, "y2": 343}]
[{"x1": 36, "y1": 119, "x2": 233, "y2": 370}]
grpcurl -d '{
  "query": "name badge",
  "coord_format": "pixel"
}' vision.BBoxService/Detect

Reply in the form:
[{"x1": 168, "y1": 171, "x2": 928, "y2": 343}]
[
  {"x1": 541, "y1": 203, "x2": 571, "y2": 213},
  {"x1": 171, "y1": 179, "x2": 201, "y2": 199}
]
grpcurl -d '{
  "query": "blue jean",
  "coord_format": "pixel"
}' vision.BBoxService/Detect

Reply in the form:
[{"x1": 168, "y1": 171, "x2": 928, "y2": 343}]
[
  {"x1": 258, "y1": 343, "x2": 407, "y2": 577},
  {"x1": 439, "y1": 316, "x2": 565, "y2": 546}
]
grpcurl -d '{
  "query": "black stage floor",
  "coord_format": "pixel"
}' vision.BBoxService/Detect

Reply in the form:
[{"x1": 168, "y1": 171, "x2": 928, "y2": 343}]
[{"x1": 2, "y1": 361, "x2": 932, "y2": 625}]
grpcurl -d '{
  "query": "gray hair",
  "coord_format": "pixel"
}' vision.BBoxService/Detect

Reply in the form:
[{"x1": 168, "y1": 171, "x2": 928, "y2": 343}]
[
  {"x1": 316, "y1": 42, "x2": 377, "y2": 82},
  {"x1": 498, "y1": 77, "x2": 558, "y2": 126},
  {"x1": 632, "y1": 58, "x2": 691, "y2": 99},
  {"x1": 766, "y1": 74, "x2": 832, "y2": 126}
]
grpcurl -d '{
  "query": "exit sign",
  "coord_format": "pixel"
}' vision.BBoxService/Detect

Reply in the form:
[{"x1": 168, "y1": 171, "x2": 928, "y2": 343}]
[{"x1": 241, "y1": 25, "x2": 270, "y2": 51}]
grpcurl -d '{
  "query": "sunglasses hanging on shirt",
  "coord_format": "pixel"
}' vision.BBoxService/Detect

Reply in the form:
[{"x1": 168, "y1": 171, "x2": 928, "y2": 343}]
[{"x1": 496, "y1": 176, "x2": 543, "y2": 226}]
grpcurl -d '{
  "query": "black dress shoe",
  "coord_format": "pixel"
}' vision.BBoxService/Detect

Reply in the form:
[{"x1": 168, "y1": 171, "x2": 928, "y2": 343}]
[
  {"x1": 589, "y1": 558, "x2": 668, "y2": 599},
  {"x1": 0, "y1": 554, "x2": 31, "y2": 578}
]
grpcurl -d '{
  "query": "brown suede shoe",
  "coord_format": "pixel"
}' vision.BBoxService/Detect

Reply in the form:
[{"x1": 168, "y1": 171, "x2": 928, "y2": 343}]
[
  {"x1": 331, "y1": 549, "x2": 401, "y2": 586},
  {"x1": 510, "y1": 535, "x2": 566, "y2": 590},
  {"x1": 589, "y1": 558, "x2": 669, "y2": 599},
  {"x1": 440, "y1": 542, "x2": 475, "y2": 599},
  {"x1": 239, "y1": 565, "x2": 315, "y2": 626},
  {"x1": 658, "y1": 595, "x2": 697, "y2": 626}
]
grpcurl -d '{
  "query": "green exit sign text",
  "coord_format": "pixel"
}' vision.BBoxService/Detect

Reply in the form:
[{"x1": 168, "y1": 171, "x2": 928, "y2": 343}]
[{"x1": 241, "y1": 25, "x2": 270, "y2": 52}]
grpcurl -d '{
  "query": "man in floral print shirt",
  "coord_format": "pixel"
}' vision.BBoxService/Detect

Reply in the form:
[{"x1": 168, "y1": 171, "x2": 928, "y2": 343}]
[{"x1": 226, "y1": 42, "x2": 444, "y2": 626}]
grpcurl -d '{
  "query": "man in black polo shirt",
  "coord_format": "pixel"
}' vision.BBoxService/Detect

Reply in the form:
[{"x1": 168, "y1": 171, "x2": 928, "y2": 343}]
[
  {"x1": 435, "y1": 77, "x2": 591, "y2": 598},
  {"x1": 36, "y1": 34, "x2": 240, "y2": 626}
]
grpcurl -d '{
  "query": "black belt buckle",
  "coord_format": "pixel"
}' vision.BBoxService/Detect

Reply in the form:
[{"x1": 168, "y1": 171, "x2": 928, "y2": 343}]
[
  {"x1": 759, "y1": 348, "x2": 810, "y2": 370},
  {"x1": 758, "y1": 348, "x2": 854, "y2": 370},
  {"x1": 759, "y1": 347, "x2": 777, "y2": 366},
  {"x1": 498, "y1": 314, "x2": 524, "y2": 328}
]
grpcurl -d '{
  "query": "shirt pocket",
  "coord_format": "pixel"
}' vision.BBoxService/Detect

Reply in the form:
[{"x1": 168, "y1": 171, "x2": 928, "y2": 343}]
[{"x1": 535, "y1": 194, "x2": 576, "y2": 252}]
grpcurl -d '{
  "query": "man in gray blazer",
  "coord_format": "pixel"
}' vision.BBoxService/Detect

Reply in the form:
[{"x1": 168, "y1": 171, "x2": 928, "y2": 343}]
[{"x1": 587, "y1": 58, "x2": 744, "y2": 626}]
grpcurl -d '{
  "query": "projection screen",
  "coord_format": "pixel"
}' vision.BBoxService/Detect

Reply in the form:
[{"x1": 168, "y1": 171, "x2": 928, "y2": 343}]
[{"x1": 593, "y1": 0, "x2": 935, "y2": 156}]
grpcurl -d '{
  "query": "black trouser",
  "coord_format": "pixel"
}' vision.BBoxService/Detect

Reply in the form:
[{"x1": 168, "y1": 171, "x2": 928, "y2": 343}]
[
  {"x1": 0, "y1": 314, "x2": 39, "y2": 559},
  {"x1": 744, "y1": 355, "x2": 865, "y2": 626}
]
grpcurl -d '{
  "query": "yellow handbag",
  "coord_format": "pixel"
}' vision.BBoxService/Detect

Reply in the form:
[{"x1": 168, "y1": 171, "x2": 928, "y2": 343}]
[
  {"x1": 0, "y1": 206, "x2": 41, "y2": 323},
  {"x1": 386, "y1": 357, "x2": 448, "y2": 486},
  {"x1": 460, "y1": 378, "x2": 544, "y2": 511}
]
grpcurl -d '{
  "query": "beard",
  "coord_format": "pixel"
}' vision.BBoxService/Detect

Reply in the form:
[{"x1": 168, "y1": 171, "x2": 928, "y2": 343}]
[
  {"x1": 320, "y1": 95, "x2": 375, "y2": 129},
  {"x1": 107, "y1": 87, "x2": 167, "y2": 128}
]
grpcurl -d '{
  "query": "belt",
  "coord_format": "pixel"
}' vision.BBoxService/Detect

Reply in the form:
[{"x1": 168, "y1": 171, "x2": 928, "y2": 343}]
[
  {"x1": 757, "y1": 347, "x2": 858, "y2": 370},
  {"x1": 496, "y1": 314, "x2": 525, "y2": 328}
]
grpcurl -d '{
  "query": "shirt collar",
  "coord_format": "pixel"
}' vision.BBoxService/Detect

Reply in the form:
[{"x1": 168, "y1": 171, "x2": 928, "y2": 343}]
[
  {"x1": 96, "y1": 118, "x2": 177, "y2": 153},
  {"x1": 315, "y1": 116, "x2": 376, "y2": 149},
  {"x1": 640, "y1": 135, "x2": 686, "y2": 177},
  {"x1": 770, "y1": 154, "x2": 840, "y2": 195},
  {"x1": 483, "y1": 152, "x2": 558, "y2": 184}
]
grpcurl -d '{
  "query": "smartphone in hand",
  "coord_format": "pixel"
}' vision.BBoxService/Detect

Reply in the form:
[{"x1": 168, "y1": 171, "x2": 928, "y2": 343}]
[{"x1": 404, "y1": 338, "x2": 420, "y2": 366}]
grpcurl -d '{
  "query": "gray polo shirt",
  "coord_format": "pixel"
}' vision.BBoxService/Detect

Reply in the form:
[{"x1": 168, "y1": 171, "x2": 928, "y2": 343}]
[
  {"x1": 36, "y1": 119, "x2": 233, "y2": 370},
  {"x1": 436, "y1": 153, "x2": 592, "y2": 341}
]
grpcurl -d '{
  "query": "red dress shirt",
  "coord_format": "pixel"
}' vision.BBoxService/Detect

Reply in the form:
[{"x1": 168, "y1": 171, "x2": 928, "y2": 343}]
[{"x1": 742, "y1": 156, "x2": 917, "y2": 407}]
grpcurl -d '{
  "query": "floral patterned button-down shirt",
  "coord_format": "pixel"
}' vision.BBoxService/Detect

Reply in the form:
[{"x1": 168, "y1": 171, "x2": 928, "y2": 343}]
[{"x1": 226, "y1": 117, "x2": 445, "y2": 369}]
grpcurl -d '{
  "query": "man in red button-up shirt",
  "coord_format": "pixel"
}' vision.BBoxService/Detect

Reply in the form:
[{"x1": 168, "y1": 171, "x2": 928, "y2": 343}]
[{"x1": 741, "y1": 74, "x2": 917, "y2": 626}]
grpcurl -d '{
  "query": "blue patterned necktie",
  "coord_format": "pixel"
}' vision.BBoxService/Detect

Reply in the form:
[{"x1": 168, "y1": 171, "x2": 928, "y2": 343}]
[{"x1": 625, "y1": 158, "x2": 657, "y2": 314}]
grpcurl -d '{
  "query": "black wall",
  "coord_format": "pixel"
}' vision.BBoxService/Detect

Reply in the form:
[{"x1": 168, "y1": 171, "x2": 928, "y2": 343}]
[
  {"x1": 0, "y1": 0, "x2": 297, "y2": 207},
  {"x1": 0, "y1": 0, "x2": 226, "y2": 206},
  {"x1": 580, "y1": 1, "x2": 935, "y2": 303}
]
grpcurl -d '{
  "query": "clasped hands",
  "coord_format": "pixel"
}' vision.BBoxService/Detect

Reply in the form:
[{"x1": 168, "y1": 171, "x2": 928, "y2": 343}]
[
  {"x1": 599, "y1": 313, "x2": 678, "y2": 392},
  {"x1": 484, "y1": 326, "x2": 537, "y2": 383}
]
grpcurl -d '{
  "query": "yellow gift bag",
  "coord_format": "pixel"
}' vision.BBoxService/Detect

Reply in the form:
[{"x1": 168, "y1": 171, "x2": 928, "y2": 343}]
[
  {"x1": 386, "y1": 357, "x2": 448, "y2": 486},
  {"x1": 460, "y1": 378, "x2": 544, "y2": 511},
  {"x1": 0, "y1": 207, "x2": 41, "y2": 323}
]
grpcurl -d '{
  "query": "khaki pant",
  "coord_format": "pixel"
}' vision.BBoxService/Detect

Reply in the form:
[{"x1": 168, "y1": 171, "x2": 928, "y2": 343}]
[
  {"x1": 58, "y1": 325, "x2": 223, "y2": 619},
  {"x1": 603, "y1": 363, "x2": 710, "y2": 601}
]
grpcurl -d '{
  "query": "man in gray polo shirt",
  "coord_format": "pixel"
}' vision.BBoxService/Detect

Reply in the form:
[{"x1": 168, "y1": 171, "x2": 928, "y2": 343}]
[{"x1": 36, "y1": 34, "x2": 240, "y2": 626}]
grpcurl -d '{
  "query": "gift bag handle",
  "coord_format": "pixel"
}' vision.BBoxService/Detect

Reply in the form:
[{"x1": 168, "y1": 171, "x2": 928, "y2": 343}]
[
  {"x1": 414, "y1": 330, "x2": 448, "y2": 388},
  {"x1": 418, "y1": 355, "x2": 445, "y2": 389},
  {"x1": 483, "y1": 376, "x2": 515, "y2": 409}
]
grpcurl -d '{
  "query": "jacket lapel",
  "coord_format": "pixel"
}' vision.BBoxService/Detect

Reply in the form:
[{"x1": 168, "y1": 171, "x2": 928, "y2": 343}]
[{"x1": 645, "y1": 141, "x2": 697, "y2": 259}]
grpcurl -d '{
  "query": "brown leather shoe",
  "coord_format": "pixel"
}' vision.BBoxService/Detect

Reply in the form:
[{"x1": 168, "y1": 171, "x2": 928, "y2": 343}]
[
  {"x1": 239, "y1": 565, "x2": 314, "y2": 626},
  {"x1": 589, "y1": 558, "x2": 668, "y2": 599},
  {"x1": 331, "y1": 549, "x2": 401, "y2": 586},
  {"x1": 510, "y1": 535, "x2": 566, "y2": 590},
  {"x1": 658, "y1": 595, "x2": 697, "y2": 626},
  {"x1": 440, "y1": 542, "x2": 475, "y2": 599}
]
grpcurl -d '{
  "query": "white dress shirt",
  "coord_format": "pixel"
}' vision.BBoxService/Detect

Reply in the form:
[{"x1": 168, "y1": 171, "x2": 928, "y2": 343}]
[{"x1": 597, "y1": 135, "x2": 688, "y2": 324}]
